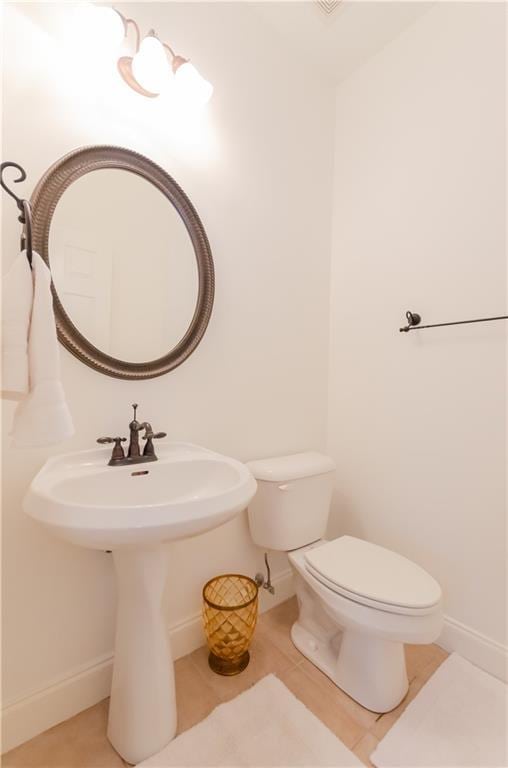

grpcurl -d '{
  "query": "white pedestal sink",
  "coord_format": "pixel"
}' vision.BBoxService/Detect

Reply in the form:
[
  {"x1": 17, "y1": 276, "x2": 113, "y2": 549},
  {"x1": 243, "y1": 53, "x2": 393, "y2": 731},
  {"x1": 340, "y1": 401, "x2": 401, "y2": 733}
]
[{"x1": 24, "y1": 442, "x2": 257, "y2": 764}]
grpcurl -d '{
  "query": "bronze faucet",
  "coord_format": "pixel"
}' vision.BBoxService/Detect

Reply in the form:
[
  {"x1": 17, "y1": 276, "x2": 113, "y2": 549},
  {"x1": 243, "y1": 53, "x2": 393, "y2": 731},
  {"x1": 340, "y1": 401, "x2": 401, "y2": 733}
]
[
  {"x1": 128, "y1": 403, "x2": 142, "y2": 459},
  {"x1": 97, "y1": 404, "x2": 167, "y2": 466}
]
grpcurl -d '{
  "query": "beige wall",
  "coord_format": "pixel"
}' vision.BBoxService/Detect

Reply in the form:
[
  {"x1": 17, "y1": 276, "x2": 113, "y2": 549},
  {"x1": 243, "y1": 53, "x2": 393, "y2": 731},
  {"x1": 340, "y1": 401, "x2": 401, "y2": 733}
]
[
  {"x1": 1, "y1": 1, "x2": 334, "y2": 713},
  {"x1": 328, "y1": 2, "x2": 506, "y2": 670}
]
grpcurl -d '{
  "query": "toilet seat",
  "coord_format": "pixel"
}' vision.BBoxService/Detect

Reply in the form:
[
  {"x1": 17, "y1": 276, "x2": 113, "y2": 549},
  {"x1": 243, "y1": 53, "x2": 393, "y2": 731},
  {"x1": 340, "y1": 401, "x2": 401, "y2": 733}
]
[{"x1": 304, "y1": 536, "x2": 442, "y2": 616}]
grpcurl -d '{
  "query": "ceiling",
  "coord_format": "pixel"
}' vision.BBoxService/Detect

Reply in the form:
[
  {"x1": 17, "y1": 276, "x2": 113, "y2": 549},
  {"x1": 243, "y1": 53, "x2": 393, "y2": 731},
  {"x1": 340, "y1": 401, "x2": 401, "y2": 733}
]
[{"x1": 251, "y1": 1, "x2": 434, "y2": 84}]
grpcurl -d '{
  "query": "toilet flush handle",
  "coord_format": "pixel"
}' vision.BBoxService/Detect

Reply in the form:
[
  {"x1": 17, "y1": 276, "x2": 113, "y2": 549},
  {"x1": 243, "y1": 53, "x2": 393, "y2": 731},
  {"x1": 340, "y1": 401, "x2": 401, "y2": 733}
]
[{"x1": 278, "y1": 483, "x2": 291, "y2": 491}]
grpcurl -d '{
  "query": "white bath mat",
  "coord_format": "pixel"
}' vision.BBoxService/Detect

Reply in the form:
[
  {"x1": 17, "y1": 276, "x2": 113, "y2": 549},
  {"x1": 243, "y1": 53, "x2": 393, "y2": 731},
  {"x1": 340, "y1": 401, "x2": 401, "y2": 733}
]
[
  {"x1": 138, "y1": 673, "x2": 363, "y2": 767},
  {"x1": 371, "y1": 652, "x2": 508, "y2": 767}
]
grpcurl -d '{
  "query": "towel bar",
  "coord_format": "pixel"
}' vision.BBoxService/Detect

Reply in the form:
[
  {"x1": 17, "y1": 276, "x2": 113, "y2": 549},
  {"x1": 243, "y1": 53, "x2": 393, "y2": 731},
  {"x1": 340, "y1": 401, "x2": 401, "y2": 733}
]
[{"x1": 400, "y1": 310, "x2": 508, "y2": 333}]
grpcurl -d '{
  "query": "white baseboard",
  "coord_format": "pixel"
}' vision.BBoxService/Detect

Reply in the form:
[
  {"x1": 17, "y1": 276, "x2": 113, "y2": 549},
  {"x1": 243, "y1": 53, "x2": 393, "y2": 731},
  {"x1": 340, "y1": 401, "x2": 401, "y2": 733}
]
[
  {"x1": 1, "y1": 654, "x2": 114, "y2": 756},
  {"x1": 437, "y1": 614, "x2": 508, "y2": 682},
  {"x1": 1, "y1": 569, "x2": 294, "y2": 754}
]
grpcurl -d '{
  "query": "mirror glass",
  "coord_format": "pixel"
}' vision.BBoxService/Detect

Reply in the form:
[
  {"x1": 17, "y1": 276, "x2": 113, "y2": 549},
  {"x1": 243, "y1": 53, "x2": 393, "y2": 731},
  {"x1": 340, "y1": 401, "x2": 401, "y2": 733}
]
[{"x1": 49, "y1": 169, "x2": 199, "y2": 362}]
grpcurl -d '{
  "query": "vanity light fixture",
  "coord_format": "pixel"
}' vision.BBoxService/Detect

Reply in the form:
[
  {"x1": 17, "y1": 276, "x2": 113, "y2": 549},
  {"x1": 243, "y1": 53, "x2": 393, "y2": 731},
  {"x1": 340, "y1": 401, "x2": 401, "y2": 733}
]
[
  {"x1": 170, "y1": 54, "x2": 214, "y2": 108},
  {"x1": 101, "y1": 6, "x2": 213, "y2": 104},
  {"x1": 131, "y1": 31, "x2": 169, "y2": 96},
  {"x1": 88, "y1": 4, "x2": 126, "y2": 47}
]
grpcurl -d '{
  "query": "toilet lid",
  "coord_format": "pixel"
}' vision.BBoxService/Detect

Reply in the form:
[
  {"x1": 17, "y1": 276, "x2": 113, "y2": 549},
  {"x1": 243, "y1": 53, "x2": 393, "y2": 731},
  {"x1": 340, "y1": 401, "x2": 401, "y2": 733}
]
[{"x1": 304, "y1": 536, "x2": 441, "y2": 611}]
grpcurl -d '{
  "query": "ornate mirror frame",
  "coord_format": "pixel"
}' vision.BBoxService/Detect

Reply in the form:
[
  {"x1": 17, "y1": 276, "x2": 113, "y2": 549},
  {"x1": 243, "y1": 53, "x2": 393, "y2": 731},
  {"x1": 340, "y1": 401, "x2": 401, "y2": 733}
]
[{"x1": 30, "y1": 145, "x2": 215, "y2": 380}]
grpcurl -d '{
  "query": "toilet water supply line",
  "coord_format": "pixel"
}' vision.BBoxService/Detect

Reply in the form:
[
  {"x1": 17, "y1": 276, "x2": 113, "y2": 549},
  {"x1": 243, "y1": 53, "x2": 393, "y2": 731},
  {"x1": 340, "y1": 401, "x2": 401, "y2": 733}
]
[{"x1": 255, "y1": 553, "x2": 275, "y2": 595}]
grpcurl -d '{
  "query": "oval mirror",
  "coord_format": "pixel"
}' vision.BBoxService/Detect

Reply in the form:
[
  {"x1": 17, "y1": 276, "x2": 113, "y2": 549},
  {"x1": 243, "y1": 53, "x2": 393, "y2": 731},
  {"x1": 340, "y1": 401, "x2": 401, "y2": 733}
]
[{"x1": 30, "y1": 146, "x2": 214, "y2": 379}]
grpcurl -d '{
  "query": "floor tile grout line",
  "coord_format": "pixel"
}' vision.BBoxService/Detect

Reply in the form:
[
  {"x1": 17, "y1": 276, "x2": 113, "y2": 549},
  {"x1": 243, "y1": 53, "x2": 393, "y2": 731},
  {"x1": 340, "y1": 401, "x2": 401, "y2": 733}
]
[
  {"x1": 350, "y1": 729, "x2": 374, "y2": 752},
  {"x1": 293, "y1": 658, "x2": 382, "y2": 732}
]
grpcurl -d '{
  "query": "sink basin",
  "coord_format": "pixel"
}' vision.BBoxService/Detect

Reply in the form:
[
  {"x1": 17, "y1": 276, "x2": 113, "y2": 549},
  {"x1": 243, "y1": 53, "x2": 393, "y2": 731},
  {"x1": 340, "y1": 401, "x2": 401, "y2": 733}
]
[
  {"x1": 25, "y1": 442, "x2": 257, "y2": 550},
  {"x1": 24, "y1": 442, "x2": 257, "y2": 764}
]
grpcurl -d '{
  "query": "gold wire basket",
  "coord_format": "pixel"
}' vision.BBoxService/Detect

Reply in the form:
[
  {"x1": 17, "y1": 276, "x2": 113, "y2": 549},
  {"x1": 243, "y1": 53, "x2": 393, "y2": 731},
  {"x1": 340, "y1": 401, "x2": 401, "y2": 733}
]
[{"x1": 202, "y1": 574, "x2": 259, "y2": 675}]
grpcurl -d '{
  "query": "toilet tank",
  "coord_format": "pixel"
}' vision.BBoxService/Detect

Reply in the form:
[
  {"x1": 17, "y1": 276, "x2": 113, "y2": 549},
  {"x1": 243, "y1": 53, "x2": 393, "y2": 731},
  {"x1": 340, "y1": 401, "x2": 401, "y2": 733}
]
[{"x1": 246, "y1": 452, "x2": 335, "y2": 551}]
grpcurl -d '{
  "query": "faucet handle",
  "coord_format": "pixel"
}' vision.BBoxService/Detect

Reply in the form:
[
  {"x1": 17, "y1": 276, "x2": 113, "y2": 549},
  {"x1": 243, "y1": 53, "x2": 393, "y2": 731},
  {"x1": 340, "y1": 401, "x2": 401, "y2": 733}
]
[
  {"x1": 142, "y1": 430, "x2": 166, "y2": 458},
  {"x1": 141, "y1": 429, "x2": 166, "y2": 442},
  {"x1": 140, "y1": 423, "x2": 166, "y2": 440},
  {"x1": 97, "y1": 437, "x2": 127, "y2": 464}
]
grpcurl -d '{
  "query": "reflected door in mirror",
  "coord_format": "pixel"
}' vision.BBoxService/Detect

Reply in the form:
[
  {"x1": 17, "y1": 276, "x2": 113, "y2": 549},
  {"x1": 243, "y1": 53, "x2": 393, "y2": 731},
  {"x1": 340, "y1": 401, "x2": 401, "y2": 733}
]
[{"x1": 49, "y1": 169, "x2": 198, "y2": 362}]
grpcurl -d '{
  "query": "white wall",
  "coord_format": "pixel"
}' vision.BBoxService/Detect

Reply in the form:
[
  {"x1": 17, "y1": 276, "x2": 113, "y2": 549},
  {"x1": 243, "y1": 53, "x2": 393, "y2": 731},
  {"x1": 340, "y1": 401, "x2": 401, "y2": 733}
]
[
  {"x1": 1, "y1": 1, "x2": 334, "y2": 744},
  {"x1": 328, "y1": 2, "x2": 506, "y2": 674},
  {"x1": 3, "y1": 0, "x2": 507, "y2": 751}
]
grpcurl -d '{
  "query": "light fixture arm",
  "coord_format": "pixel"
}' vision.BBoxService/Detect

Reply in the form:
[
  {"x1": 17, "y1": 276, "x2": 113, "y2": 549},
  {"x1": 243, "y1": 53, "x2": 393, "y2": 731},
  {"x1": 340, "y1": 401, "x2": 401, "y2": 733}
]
[
  {"x1": 112, "y1": 8, "x2": 141, "y2": 52},
  {"x1": 162, "y1": 41, "x2": 176, "y2": 59},
  {"x1": 162, "y1": 41, "x2": 188, "y2": 73}
]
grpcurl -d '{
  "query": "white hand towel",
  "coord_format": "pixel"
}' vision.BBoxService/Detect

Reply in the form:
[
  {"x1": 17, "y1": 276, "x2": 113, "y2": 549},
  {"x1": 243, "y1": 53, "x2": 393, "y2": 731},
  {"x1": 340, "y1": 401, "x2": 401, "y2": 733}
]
[
  {"x1": 1, "y1": 251, "x2": 33, "y2": 399},
  {"x1": 2, "y1": 251, "x2": 74, "y2": 447}
]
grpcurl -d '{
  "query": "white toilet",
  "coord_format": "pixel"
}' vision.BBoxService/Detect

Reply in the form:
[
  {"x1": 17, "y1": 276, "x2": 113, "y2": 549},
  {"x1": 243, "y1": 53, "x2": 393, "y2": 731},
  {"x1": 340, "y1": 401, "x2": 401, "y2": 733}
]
[{"x1": 247, "y1": 452, "x2": 443, "y2": 713}]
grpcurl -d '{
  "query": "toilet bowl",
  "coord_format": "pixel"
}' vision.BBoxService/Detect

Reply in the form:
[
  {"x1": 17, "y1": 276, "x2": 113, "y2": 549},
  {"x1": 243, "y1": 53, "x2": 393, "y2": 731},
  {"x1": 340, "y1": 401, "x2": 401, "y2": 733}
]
[
  {"x1": 247, "y1": 452, "x2": 443, "y2": 713},
  {"x1": 289, "y1": 538, "x2": 442, "y2": 712}
]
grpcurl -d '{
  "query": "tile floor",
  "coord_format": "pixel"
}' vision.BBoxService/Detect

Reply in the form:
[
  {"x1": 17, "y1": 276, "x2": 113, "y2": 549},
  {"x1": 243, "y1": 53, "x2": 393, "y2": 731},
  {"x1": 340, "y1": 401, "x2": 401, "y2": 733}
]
[{"x1": 3, "y1": 598, "x2": 448, "y2": 767}]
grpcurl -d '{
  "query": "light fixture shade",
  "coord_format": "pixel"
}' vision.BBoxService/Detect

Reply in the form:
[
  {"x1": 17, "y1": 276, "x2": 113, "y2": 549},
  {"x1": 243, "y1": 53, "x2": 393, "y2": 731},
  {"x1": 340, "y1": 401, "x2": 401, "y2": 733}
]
[
  {"x1": 132, "y1": 34, "x2": 169, "y2": 95},
  {"x1": 70, "y1": 4, "x2": 125, "y2": 53},
  {"x1": 93, "y1": 6, "x2": 126, "y2": 48},
  {"x1": 173, "y1": 62, "x2": 213, "y2": 108}
]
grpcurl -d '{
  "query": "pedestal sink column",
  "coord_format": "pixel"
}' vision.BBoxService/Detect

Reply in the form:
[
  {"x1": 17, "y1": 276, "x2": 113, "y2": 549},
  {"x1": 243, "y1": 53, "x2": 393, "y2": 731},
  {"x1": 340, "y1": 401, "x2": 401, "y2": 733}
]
[{"x1": 107, "y1": 545, "x2": 176, "y2": 764}]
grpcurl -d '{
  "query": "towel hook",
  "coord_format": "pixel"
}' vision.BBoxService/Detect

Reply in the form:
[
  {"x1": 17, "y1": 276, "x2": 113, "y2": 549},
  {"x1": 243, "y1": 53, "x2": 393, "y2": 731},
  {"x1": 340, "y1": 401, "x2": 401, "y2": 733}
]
[{"x1": 1, "y1": 161, "x2": 33, "y2": 268}]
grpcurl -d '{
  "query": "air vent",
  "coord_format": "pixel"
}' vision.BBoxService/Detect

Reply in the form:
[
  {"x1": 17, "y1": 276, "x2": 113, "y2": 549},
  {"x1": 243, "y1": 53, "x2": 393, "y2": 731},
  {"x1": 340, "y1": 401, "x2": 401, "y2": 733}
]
[{"x1": 317, "y1": 0, "x2": 340, "y2": 14}]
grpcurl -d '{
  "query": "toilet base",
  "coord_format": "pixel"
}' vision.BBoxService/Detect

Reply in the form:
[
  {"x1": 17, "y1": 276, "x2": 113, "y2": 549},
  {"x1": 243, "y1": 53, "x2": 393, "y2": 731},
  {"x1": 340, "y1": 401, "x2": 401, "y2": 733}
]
[
  {"x1": 291, "y1": 621, "x2": 409, "y2": 713},
  {"x1": 286, "y1": 543, "x2": 442, "y2": 715}
]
